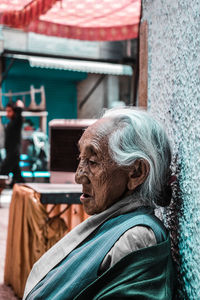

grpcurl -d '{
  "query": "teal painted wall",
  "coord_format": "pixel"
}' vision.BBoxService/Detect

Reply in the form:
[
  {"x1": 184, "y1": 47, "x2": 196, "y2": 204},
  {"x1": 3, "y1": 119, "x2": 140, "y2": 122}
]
[
  {"x1": 142, "y1": 0, "x2": 200, "y2": 298},
  {"x1": 2, "y1": 59, "x2": 87, "y2": 131}
]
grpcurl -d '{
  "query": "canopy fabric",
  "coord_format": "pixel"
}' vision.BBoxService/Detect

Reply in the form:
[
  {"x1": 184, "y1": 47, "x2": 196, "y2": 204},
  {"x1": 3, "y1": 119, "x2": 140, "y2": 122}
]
[
  {"x1": 0, "y1": 0, "x2": 141, "y2": 41},
  {"x1": 7, "y1": 54, "x2": 133, "y2": 75},
  {"x1": 29, "y1": 56, "x2": 133, "y2": 75},
  {"x1": 0, "y1": 0, "x2": 60, "y2": 28}
]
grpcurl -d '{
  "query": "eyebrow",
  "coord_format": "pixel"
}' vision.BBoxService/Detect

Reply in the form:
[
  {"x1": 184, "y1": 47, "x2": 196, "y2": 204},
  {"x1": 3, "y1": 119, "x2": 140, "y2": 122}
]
[
  {"x1": 78, "y1": 142, "x2": 99, "y2": 156},
  {"x1": 86, "y1": 144, "x2": 99, "y2": 156},
  {"x1": 90, "y1": 145, "x2": 99, "y2": 156}
]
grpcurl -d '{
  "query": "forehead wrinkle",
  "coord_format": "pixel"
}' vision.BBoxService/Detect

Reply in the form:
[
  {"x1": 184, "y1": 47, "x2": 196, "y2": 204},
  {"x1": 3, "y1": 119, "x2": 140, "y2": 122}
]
[
  {"x1": 79, "y1": 118, "x2": 114, "y2": 156},
  {"x1": 79, "y1": 136, "x2": 101, "y2": 156}
]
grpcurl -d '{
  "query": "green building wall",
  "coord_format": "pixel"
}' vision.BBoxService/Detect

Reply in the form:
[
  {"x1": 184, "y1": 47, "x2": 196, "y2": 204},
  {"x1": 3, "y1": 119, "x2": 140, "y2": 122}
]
[{"x1": 2, "y1": 58, "x2": 87, "y2": 131}]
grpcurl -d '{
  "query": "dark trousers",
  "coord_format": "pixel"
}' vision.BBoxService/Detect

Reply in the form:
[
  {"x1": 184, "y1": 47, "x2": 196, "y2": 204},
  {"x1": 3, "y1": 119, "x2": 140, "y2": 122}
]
[{"x1": 0, "y1": 151, "x2": 23, "y2": 182}]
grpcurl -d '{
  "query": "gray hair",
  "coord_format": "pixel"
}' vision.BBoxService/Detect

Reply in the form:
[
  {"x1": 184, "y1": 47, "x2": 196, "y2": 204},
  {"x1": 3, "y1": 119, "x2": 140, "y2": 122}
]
[{"x1": 102, "y1": 107, "x2": 172, "y2": 207}]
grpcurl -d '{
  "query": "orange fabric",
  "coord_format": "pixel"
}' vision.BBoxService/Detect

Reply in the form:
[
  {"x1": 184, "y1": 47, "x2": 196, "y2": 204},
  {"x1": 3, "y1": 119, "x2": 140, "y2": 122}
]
[{"x1": 4, "y1": 184, "x2": 87, "y2": 298}]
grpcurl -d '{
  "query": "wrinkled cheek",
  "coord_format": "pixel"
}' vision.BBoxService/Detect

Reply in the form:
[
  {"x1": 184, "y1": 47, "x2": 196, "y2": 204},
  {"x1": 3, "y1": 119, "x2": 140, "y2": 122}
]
[
  {"x1": 96, "y1": 180, "x2": 113, "y2": 210},
  {"x1": 94, "y1": 171, "x2": 109, "y2": 188}
]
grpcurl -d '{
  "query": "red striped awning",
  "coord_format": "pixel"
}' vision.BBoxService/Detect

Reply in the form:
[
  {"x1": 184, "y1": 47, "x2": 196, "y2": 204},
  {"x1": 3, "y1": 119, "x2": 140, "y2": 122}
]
[{"x1": 0, "y1": 0, "x2": 141, "y2": 41}]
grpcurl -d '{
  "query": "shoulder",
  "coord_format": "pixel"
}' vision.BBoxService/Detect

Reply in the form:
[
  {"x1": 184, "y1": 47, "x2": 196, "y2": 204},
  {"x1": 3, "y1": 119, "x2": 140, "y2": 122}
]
[
  {"x1": 100, "y1": 225, "x2": 156, "y2": 273},
  {"x1": 118, "y1": 225, "x2": 157, "y2": 250},
  {"x1": 14, "y1": 107, "x2": 23, "y2": 118}
]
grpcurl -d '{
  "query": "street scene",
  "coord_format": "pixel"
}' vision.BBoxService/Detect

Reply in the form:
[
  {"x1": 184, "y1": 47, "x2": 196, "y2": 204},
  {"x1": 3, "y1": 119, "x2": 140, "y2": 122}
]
[{"x1": 0, "y1": 0, "x2": 199, "y2": 299}]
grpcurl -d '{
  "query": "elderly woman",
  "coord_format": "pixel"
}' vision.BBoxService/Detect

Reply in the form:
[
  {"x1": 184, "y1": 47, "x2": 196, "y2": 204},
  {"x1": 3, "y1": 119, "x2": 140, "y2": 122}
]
[{"x1": 23, "y1": 108, "x2": 176, "y2": 300}]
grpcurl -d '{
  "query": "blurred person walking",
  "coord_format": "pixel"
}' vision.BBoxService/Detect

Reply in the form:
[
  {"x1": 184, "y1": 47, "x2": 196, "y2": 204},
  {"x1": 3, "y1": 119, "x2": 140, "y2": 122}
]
[{"x1": 0, "y1": 99, "x2": 24, "y2": 185}]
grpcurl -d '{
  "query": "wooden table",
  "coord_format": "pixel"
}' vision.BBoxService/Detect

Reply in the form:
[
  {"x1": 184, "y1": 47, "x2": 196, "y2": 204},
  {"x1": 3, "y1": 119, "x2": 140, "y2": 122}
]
[
  {"x1": 25, "y1": 183, "x2": 82, "y2": 204},
  {"x1": 4, "y1": 183, "x2": 87, "y2": 298}
]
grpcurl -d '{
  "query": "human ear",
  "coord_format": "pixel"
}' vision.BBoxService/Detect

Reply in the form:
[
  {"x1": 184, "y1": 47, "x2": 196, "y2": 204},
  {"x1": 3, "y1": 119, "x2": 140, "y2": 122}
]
[{"x1": 127, "y1": 159, "x2": 150, "y2": 191}]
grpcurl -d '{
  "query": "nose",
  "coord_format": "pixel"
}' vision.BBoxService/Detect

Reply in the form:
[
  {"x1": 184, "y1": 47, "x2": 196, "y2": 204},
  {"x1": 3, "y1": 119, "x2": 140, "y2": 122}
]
[{"x1": 75, "y1": 166, "x2": 90, "y2": 185}]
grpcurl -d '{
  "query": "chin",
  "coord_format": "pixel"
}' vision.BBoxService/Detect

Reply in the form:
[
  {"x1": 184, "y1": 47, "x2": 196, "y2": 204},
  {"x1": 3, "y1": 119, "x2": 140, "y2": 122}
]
[
  {"x1": 84, "y1": 205, "x2": 104, "y2": 215},
  {"x1": 83, "y1": 205, "x2": 95, "y2": 215}
]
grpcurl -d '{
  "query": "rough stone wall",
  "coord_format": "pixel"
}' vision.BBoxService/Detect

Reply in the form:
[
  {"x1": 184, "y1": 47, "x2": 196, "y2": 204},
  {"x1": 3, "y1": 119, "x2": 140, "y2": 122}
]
[{"x1": 142, "y1": 0, "x2": 200, "y2": 298}]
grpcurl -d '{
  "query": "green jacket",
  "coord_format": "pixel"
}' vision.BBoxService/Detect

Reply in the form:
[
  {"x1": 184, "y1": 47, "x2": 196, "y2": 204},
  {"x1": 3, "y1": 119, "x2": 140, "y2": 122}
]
[{"x1": 76, "y1": 235, "x2": 176, "y2": 299}]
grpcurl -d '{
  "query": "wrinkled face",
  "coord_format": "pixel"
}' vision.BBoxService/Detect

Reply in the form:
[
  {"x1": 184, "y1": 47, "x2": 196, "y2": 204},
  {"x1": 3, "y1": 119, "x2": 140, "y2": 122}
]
[
  {"x1": 6, "y1": 107, "x2": 15, "y2": 120},
  {"x1": 75, "y1": 119, "x2": 129, "y2": 215}
]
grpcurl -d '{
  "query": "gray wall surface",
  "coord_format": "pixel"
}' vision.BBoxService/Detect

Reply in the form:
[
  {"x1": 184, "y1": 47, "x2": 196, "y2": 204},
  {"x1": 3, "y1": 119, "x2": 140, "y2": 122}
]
[
  {"x1": 77, "y1": 74, "x2": 106, "y2": 119},
  {"x1": 77, "y1": 74, "x2": 131, "y2": 118},
  {"x1": 142, "y1": 0, "x2": 200, "y2": 298}
]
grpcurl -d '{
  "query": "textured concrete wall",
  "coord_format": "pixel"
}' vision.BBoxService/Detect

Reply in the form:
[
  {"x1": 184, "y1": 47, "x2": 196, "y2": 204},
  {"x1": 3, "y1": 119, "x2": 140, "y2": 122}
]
[{"x1": 142, "y1": 0, "x2": 200, "y2": 298}]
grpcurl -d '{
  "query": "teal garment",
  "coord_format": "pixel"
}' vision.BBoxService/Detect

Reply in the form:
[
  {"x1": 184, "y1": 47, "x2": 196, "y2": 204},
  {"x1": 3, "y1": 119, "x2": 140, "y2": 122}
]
[
  {"x1": 76, "y1": 235, "x2": 175, "y2": 300},
  {"x1": 26, "y1": 207, "x2": 173, "y2": 300}
]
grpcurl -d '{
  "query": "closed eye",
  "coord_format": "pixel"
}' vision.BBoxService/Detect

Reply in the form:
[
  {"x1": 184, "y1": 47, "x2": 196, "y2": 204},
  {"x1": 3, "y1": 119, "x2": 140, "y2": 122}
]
[{"x1": 89, "y1": 160, "x2": 97, "y2": 166}]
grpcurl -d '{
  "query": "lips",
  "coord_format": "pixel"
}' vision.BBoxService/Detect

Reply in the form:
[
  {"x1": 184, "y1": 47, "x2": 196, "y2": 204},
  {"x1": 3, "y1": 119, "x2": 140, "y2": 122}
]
[{"x1": 80, "y1": 190, "x2": 93, "y2": 203}]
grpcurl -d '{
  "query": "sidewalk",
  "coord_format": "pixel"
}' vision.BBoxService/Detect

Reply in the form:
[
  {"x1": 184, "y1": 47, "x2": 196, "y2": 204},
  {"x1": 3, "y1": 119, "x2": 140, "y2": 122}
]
[{"x1": 0, "y1": 189, "x2": 19, "y2": 299}]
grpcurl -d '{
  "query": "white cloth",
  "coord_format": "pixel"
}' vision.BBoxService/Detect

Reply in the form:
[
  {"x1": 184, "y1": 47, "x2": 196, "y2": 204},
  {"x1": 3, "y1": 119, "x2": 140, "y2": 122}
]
[{"x1": 23, "y1": 196, "x2": 154, "y2": 299}]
